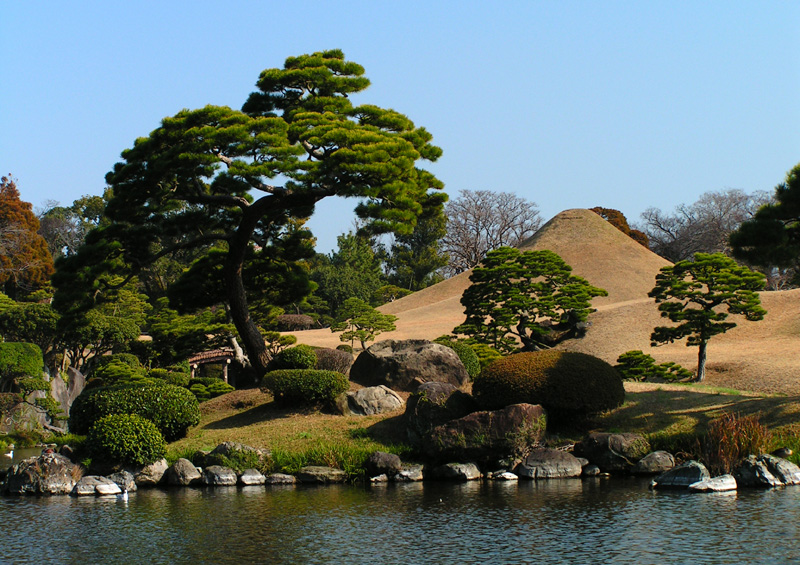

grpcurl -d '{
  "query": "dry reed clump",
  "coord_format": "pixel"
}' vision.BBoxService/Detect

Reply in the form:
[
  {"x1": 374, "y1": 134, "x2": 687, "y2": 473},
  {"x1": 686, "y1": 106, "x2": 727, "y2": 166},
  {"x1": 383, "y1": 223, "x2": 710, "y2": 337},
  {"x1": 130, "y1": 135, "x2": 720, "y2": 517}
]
[{"x1": 701, "y1": 412, "x2": 772, "y2": 475}]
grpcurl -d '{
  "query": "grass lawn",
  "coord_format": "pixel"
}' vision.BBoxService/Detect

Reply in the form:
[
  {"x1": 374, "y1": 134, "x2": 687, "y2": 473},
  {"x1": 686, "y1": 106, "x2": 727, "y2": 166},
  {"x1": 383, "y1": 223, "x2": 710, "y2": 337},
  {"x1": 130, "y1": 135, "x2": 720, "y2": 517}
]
[{"x1": 168, "y1": 381, "x2": 800, "y2": 474}]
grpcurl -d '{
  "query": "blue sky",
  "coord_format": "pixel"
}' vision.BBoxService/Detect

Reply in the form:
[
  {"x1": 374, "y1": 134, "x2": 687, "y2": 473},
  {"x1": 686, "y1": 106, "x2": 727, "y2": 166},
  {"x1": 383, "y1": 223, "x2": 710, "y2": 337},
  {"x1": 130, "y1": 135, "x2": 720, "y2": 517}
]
[{"x1": 2, "y1": 2, "x2": 798, "y2": 253}]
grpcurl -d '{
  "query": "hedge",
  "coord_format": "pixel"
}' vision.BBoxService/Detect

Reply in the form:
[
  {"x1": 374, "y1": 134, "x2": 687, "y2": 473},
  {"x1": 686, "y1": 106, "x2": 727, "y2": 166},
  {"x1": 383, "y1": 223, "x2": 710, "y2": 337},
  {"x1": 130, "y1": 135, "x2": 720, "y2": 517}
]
[
  {"x1": 70, "y1": 382, "x2": 200, "y2": 441},
  {"x1": 86, "y1": 413, "x2": 166, "y2": 466},
  {"x1": 261, "y1": 369, "x2": 349, "y2": 408}
]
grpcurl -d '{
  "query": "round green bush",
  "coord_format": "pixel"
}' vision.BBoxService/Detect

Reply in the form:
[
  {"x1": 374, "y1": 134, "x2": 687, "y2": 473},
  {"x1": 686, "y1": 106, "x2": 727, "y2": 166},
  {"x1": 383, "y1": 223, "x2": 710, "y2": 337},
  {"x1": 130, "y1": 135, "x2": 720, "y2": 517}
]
[
  {"x1": 336, "y1": 344, "x2": 354, "y2": 354},
  {"x1": 473, "y1": 351, "x2": 625, "y2": 417},
  {"x1": 92, "y1": 353, "x2": 141, "y2": 373},
  {"x1": 93, "y1": 361, "x2": 148, "y2": 386},
  {"x1": 86, "y1": 413, "x2": 166, "y2": 466},
  {"x1": 70, "y1": 382, "x2": 200, "y2": 442},
  {"x1": 267, "y1": 344, "x2": 318, "y2": 371},
  {"x1": 261, "y1": 369, "x2": 349, "y2": 407}
]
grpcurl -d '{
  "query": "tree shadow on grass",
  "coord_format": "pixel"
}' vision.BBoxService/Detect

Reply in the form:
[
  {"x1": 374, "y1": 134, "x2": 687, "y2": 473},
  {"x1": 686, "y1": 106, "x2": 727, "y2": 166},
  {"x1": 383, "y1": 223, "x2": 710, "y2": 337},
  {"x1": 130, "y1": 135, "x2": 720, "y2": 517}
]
[
  {"x1": 203, "y1": 402, "x2": 311, "y2": 430},
  {"x1": 595, "y1": 389, "x2": 800, "y2": 436},
  {"x1": 364, "y1": 414, "x2": 408, "y2": 446}
]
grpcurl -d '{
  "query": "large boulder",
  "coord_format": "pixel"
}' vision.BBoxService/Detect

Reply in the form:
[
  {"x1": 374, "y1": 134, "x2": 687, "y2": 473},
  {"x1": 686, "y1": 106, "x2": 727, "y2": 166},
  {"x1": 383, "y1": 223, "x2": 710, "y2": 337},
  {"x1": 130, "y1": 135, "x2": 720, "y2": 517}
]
[
  {"x1": 345, "y1": 386, "x2": 404, "y2": 416},
  {"x1": 514, "y1": 448, "x2": 583, "y2": 479},
  {"x1": 165, "y1": 458, "x2": 202, "y2": 486},
  {"x1": 573, "y1": 432, "x2": 651, "y2": 473},
  {"x1": 651, "y1": 460, "x2": 710, "y2": 489},
  {"x1": 4, "y1": 452, "x2": 83, "y2": 495},
  {"x1": 405, "y1": 382, "x2": 478, "y2": 446},
  {"x1": 350, "y1": 339, "x2": 469, "y2": 392},
  {"x1": 423, "y1": 403, "x2": 546, "y2": 463}
]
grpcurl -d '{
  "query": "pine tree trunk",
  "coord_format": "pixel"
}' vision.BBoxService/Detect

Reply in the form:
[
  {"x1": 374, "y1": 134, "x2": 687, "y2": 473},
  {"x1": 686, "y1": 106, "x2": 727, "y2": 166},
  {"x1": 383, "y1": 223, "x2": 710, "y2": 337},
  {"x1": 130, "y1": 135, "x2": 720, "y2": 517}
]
[{"x1": 696, "y1": 341, "x2": 708, "y2": 382}]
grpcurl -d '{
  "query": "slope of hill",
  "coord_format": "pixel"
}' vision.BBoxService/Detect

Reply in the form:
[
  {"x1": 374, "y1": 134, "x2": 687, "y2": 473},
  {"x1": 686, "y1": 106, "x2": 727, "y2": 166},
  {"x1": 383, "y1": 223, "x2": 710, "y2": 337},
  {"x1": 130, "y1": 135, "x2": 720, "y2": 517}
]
[{"x1": 294, "y1": 208, "x2": 800, "y2": 395}]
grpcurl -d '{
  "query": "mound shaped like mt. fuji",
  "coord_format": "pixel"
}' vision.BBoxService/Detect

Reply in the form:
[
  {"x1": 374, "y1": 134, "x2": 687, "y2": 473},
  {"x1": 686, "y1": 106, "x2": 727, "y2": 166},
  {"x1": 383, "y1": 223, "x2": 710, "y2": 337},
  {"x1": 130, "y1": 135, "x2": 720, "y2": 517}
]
[{"x1": 296, "y1": 208, "x2": 800, "y2": 394}]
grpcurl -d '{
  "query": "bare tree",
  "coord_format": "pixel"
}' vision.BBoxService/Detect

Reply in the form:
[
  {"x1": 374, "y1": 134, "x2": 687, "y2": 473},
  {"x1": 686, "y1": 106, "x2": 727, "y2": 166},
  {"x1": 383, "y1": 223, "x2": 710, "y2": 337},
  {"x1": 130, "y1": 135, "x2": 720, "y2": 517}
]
[
  {"x1": 442, "y1": 189, "x2": 542, "y2": 276},
  {"x1": 637, "y1": 189, "x2": 771, "y2": 263}
]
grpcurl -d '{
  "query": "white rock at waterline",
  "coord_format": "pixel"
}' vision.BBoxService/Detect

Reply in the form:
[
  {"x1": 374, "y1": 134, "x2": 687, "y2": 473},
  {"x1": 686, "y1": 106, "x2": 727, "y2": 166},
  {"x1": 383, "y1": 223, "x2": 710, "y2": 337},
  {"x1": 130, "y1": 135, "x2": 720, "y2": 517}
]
[{"x1": 689, "y1": 474, "x2": 737, "y2": 492}]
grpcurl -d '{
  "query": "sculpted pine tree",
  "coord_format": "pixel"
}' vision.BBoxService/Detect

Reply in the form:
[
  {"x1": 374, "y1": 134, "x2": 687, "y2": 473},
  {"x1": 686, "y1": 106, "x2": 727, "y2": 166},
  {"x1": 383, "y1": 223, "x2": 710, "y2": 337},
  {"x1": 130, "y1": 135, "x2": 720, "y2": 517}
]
[
  {"x1": 649, "y1": 252, "x2": 766, "y2": 382},
  {"x1": 454, "y1": 247, "x2": 607, "y2": 353},
  {"x1": 52, "y1": 50, "x2": 444, "y2": 376},
  {"x1": 330, "y1": 297, "x2": 397, "y2": 350}
]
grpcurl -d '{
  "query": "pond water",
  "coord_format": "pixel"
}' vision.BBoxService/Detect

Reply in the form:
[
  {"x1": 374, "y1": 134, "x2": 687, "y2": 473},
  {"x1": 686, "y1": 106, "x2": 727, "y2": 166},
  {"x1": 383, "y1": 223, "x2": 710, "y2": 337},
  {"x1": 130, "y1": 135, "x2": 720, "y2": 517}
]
[{"x1": 2, "y1": 475, "x2": 800, "y2": 564}]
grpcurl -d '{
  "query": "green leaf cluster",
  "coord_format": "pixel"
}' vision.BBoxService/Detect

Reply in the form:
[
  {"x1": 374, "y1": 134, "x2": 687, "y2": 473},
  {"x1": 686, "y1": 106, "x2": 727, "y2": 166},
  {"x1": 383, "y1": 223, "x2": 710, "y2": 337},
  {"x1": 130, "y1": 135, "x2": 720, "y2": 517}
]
[
  {"x1": 0, "y1": 342, "x2": 43, "y2": 388},
  {"x1": 455, "y1": 247, "x2": 607, "y2": 353},
  {"x1": 267, "y1": 344, "x2": 318, "y2": 371}
]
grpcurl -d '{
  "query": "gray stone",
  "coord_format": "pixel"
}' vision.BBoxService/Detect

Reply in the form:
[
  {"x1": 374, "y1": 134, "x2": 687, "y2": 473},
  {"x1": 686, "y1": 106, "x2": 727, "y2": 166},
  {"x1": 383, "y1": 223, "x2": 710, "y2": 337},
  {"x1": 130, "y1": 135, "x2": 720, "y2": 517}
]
[
  {"x1": 239, "y1": 469, "x2": 266, "y2": 486},
  {"x1": 759, "y1": 454, "x2": 800, "y2": 485},
  {"x1": 107, "y1": 470, "x2": 137, "y2": 492},
  {"x1": 429, "y1": 462, "x2": 481, "y2": 481},
  {"x1": 514, "y1": 448, "x2": 583, "y2": 479},
  {"x1": 4, "y1": 453, "x2": 82, "y2": 495},
  {"x1": 134, "y1": 458, "x2": 168, "y2": 487},
  {"x1": 370, "y1": 474, "x2": 389, "y2": 483},
  {"x1": 573, "y1": 432, "x2": 651, "y2": 473},
  {"x1": 771, "y1": 447, "x2": 793, "y2": 459},
  {"x1": 734, "y1": 455, "x2": 782, "y2": 488},
  {"x1": 405, "y1": 382, "x2": 478, "y2": 446},
  {"x1": 490, "y1": 471, "x2": 519, "y2": 481},
  {"x1": 166, "y1": 458, "x2": 202, "y2": 486},
  {"x1": 346, "y1": 386, "x2": 404, "y2": 416},
  {"x1": 202, "y1": 465, "x2": 237, "y2": 486},
  {"x1": 73, "y1": 475, "x2": 121, "y2": 496},
  {"x1": 651, "y1": 460, "x2": 710, "y2": 489},
  {"x1": 582, "y1": 464, "x2": 601, "y2": 477},
  {"x1": 689, "y1": 474, "x2": 737, "y2": 492},
  {"x1": 633, "y1": 451, "x2": 676, "y2": 475},
  {"x1": 264, "y1": 473, "x2": 297, "y2": 485},
  {"x1": 296, "y1": 466, "x2": 347, "y2": 484},
  {"x1": 393, "y1": 464, "x2": 424, "y2": 482},
  {"x1": 365, "y1": 451, "x2": 402, "y2": 478},
  {"x1": 423, "y1": 403, "x2": 547, "y2": 463},
  {"x1": 350, "y1": 339, "x2": 469, "y2": 392}
]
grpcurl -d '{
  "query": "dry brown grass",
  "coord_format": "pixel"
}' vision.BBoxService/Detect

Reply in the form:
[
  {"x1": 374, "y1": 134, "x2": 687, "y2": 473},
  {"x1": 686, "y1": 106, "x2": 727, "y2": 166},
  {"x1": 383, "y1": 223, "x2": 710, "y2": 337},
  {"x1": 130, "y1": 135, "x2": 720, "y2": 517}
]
[{"x1": 294, "y1": 208, "x2": 800, "y2": 397}]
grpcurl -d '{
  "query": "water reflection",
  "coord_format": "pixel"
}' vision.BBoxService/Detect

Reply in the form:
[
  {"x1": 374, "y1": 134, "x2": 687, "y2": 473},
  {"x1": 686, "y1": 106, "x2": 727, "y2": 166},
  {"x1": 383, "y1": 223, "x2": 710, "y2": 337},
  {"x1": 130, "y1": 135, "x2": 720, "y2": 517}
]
[{"x1": 2, "y1": 479, "x2": 800, "y2": 564}]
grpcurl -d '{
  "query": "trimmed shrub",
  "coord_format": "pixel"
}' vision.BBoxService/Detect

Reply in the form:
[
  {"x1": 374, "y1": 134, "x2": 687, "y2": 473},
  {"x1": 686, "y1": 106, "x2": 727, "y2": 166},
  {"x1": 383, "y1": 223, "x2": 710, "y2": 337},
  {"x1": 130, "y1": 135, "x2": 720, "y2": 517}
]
[
  {"x1": 615, "y1": 350, "x2": 693, "y2": 382},
  {"x1": 92, "y1": 361, "x2": 148, "y2": 386},
  {"x1": 261, "y1": 369, "x2": 349, "y2": 408},
  {"x1": 336, "y1": 344, "x2": 354, "y2": 354},
  {"x1": 267, "y1": 344, "x2": 318, "y2": 371},
  {"x1": 276, "y1": 314, "x2": 315, "y2": 331},
  {"x1": 189, "y1": 383, "x2": 211, "y2": 401},
  {"x1": 91, "y1": 353, "x2": 141, "y2": 373},
  {"x1": 148, "y1": 368, "x2": 191, "y2": 387},
  {"x1": 70, "y1": 383, "x2": 200, "y2": 442},
  {"x1": 0, "y1": 342, "x2": 44, "y2": 382},
  {"x1": 86, "y1": 413, "x2": 166, "y2": 466},
  {"x1": 473, "y1": 351, "x2": 625, "y2": 418},
  {"x1": 207, "y1": 380, "x2": 235, "y2": 397},
  {"x1": 314, "y1": 347, "x2": 353, "y2": 374}
]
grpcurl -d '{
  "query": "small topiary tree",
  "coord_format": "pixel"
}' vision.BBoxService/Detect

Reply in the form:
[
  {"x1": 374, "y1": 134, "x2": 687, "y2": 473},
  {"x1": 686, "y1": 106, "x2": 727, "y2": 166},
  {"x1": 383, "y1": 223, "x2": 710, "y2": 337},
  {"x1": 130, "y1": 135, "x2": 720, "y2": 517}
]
[
  {"x1": 148, "y1": 368, "x2": 191, "y2": 387},
  {"x1": 330, "y1": 297, "x2": 397, "y2": 350},
  {"x1": 267, "y1": 344, "x2": 318, "y2": 371},
  {"x1": 472, "y1": 351, "x2": 625, "y2": 419},
  {"x1": 261, "y1": 369, "x2": 349, "y2": 408},
  {"x1": 615, "y1": 350, "x2": 693, "y2": 382},
  {"x1": 86, "y1": 413, "x2": 166, "y2": 467}
]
